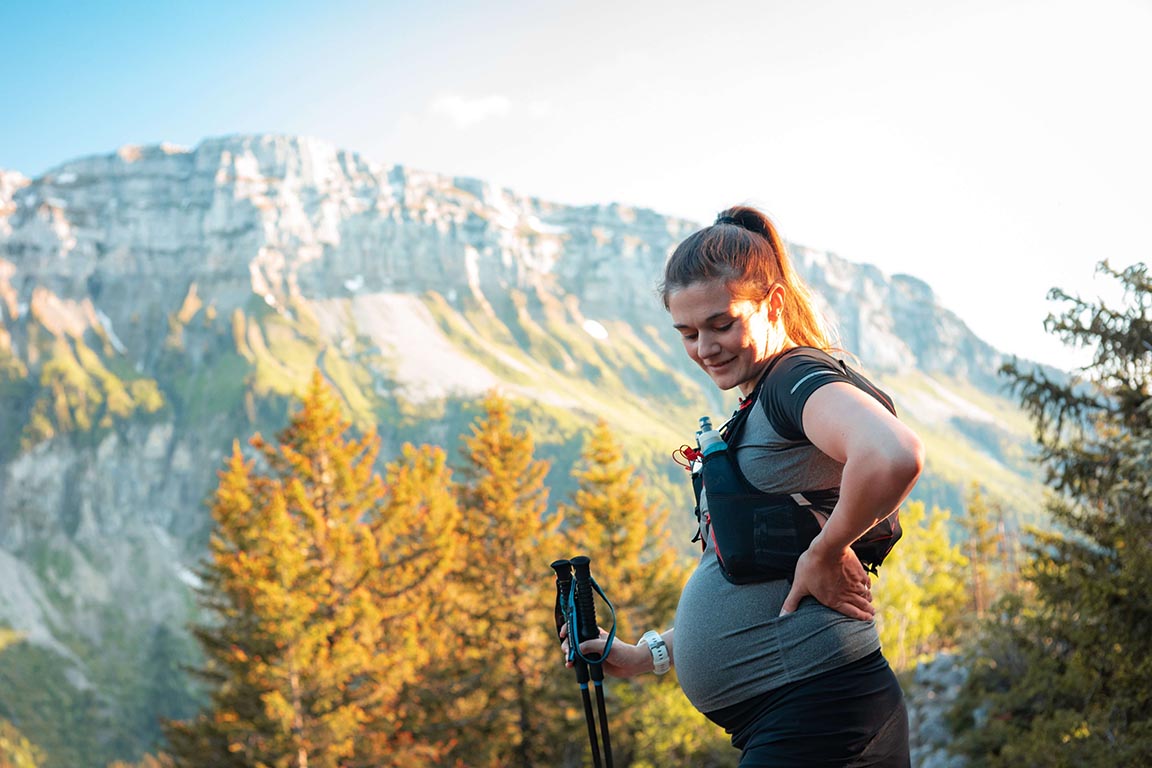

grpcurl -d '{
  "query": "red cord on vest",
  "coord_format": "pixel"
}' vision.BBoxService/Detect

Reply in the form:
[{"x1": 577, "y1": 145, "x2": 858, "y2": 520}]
[{"x1": 673, "y1": 445, "x2": 700, "y2": 470}]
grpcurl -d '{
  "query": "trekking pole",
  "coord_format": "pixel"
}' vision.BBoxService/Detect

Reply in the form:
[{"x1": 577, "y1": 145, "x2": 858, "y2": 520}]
[
  {"x1": 571, "y1": 556, "x2": 614, "y2": 768},
  {"x1": 551, "y1": 559, "x2": 603, "y2": 768}
]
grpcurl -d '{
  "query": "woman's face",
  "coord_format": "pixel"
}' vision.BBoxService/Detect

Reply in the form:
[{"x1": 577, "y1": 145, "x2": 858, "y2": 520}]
[{"x1": 668, "y1": 279, "x2": 782, "y2": 396}]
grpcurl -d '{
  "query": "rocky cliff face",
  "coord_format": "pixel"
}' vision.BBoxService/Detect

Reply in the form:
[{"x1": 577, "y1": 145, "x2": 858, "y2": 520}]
[
  {"x1": 0, "y1": 134, "x2": 1038, "y2": 765},
  {"x1": 2, "y1": 134, "x2": 1009, "y2": 381},
  {"x1": 5, "y1": 137, "x2": 689, "y2": 327}
]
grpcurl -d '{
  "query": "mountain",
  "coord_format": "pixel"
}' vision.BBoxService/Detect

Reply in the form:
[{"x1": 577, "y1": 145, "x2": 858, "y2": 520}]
[{"x1": 0, "y1": 134, "x2": 1045, "y2": 765}]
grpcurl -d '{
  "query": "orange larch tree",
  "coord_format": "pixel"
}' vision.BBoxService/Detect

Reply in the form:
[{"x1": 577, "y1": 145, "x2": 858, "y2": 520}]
[{"x1": 166, "y1": 371, "x2": 456, "y2": 767}]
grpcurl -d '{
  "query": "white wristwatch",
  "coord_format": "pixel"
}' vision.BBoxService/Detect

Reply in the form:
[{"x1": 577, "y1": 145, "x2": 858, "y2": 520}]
[{"x1": 641, "y1": 630, "x2": 671, "y2": 675}]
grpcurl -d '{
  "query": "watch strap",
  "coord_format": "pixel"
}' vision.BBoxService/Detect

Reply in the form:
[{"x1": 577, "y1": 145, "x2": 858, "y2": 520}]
[{"x1": 641, "y1": 629, "x2": 671, "y2": 675}]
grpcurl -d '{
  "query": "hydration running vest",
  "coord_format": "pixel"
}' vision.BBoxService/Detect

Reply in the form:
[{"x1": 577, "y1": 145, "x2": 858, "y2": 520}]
[{"x1": 689, "y1": 349, "x2": 904, "y2": 585}]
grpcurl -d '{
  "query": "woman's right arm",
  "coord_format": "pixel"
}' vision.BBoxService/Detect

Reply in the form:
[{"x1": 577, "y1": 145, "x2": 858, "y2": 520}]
[{"x1": 562, "y1": 626, "x2": 674, "y2": 679}]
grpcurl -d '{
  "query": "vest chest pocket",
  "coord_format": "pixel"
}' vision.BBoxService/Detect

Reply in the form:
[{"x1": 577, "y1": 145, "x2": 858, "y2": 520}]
[{"x1": 706, "y1": 491, "x2": 824, "y2": 585}]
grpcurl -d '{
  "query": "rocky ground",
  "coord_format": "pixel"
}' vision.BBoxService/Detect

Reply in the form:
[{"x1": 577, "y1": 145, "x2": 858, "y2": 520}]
[{"x1": 907, "y1": 652, "x2": 969, "y2": 768}]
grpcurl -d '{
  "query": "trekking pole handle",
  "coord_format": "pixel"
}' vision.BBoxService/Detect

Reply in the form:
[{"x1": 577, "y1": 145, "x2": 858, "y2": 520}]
[
  {"x1": 569, "y1": 555, "x2": 600, "y2": 646},
  {"x1": 550, "y1": 559, "x2": 573, "y2": 639}
]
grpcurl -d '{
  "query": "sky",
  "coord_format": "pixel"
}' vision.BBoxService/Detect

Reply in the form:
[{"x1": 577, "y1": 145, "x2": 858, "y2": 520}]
[{"x1": 3, "y1": 0, "x2": 1150, "y2": 371}]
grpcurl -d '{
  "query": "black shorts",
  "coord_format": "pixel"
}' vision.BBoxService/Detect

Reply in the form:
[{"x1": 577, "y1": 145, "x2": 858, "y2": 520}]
[{"x1": 704, "y1": 650, "x2": 909, "y2": 767}]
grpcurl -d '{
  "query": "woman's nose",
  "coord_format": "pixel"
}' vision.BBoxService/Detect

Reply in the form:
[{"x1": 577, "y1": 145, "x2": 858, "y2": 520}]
[{"x1": 697, "y1": 332, "x2": 720, "y2": 359}]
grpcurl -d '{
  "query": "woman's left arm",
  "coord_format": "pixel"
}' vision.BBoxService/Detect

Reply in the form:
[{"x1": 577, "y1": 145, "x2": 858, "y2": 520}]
[{"x1": 779, "y1": 381, "x2": 925, "y2": 620}]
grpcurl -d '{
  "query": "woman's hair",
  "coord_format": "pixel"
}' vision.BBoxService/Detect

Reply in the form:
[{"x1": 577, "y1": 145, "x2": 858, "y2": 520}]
[{"x1": 660, "y1": 205, "x2": 833, "y2": 351}]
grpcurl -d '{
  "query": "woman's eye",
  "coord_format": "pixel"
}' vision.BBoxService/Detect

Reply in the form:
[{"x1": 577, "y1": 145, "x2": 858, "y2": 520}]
[
  {"x1": 682, "y1": 332, "x2": 698, "y2": 341},
  {"x1": 715, "y1": 322, "x2": 734, "y2": 332}
]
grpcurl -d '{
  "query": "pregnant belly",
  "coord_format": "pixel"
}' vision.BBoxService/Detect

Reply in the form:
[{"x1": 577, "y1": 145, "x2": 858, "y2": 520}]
[{"x1": 673, "y1": 554, "x2": 879, "y2": 712}]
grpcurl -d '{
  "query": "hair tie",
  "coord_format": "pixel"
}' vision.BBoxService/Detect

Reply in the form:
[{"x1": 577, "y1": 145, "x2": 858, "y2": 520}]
[{"x1": 714, "y1": 215, "x2": 740, "y2": 226}]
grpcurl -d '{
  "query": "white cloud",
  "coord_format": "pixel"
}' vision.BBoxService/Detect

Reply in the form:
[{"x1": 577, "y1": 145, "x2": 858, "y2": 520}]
[{"x1": 430, "y1": 93, "x2": 512, "y2": 127}]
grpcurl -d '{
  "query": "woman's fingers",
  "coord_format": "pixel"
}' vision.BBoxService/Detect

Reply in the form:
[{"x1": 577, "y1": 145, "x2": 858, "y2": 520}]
[
  {"x1": 843, "y1": 590, "x2": 876, "y2": 618},
  {"x1": 784, "y1": 544, "x2": 881, "y2": 621},
  {"x1": 831, "y1": 589, "x2": 875, "y2": 621},
  {"x1": 579, "y1": 637, "x2": 608, "y2": 658},
  {"x1": 560, "y1": 625, "x2": 611, "y2": 668},
  {"x1": 779, "y1": 579, "x2": 808, "y2": 616},
  {"x1": 560, "y1": 623, "x2": 610, "y2": 639}
]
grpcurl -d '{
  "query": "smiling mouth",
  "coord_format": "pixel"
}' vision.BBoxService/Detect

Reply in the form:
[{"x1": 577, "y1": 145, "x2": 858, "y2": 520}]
[{"x1": 706, "y1": 359, "x2": 735, "y2": 371}]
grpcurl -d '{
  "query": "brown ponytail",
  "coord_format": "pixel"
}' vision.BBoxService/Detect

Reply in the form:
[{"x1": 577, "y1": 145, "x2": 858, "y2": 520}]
[{"x1": 660, "y1": 205, "x2": 832, "y2": 351}]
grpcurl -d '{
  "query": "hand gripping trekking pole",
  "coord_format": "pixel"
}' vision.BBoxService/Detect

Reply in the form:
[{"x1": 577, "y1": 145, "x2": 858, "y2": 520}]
[
  {"x1": 551, "y1": 559, "x2": 602, "y2": 768},
  {"x1": 570, "y1": 556, "x2": 615, "y2": 768}
]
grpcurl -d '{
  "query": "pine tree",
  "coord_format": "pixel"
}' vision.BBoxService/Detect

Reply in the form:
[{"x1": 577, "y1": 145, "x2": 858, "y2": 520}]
[
  {"x1": 431, "y1": 392, "x2": 565, "y2": 767},
  {"x1": 873, "y1": 501, "x2": 968, "y2": 671},
  {"x1": 560, "y1": 420, "x2": 686, "y2": 642},
  {"x1": 953, "y1": 261, "x2": 1152, "y2": 765},
  {"x1": 165, "y1": 371, "x2": 455, "y2": 767},
  {"x1": 962, "y1": 483, "x2": 1003, "y2": 619},
  {"x1": 0, "y1": 721, "x2": 40, "y2": 768},
  {"x1": 557, "y1": 421, "x2": 727, "y2": 765},
  {"x1": 365, "y1": 442, "x2": 462, "y2": 761}
]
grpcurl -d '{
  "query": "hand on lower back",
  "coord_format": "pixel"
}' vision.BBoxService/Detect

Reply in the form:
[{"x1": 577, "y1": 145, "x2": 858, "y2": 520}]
[{"x1": 780, "y1": 542, "x2": 874, "y2": 621}]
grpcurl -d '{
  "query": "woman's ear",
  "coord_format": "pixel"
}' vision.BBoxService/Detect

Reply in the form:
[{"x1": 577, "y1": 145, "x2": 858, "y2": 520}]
[{"x1": 767, "y1": 283, "x2": 787, "y2": 322}]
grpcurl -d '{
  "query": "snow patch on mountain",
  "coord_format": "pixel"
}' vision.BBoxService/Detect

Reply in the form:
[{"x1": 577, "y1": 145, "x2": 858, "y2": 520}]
[
  {"x1": 311, "y1": 293, "x2": 502, "y2": 400},
  {"x1": 899, "y1": 375, "x2": 997, "y2": 426}
]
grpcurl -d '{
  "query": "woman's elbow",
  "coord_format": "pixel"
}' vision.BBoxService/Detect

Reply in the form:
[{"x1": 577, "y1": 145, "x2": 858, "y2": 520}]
[
  {"x1": 893, "y1": 432, "x2": 925, "y2": 488},
  {"x1": 865, "y1": 427, "x2": 923, "y2": 492}
]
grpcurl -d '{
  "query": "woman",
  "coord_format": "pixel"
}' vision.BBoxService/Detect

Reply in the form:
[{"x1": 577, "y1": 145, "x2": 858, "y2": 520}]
[{"x1": 565, "y1": 205, "x2": 924, "y2": 766}]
